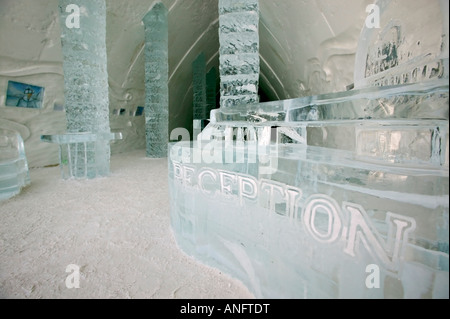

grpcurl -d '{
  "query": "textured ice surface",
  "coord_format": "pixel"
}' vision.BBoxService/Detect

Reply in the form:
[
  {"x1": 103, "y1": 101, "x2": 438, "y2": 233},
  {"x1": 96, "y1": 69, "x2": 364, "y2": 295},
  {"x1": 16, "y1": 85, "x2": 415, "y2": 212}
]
[
  {"x1": 193, "y1": 57, "x2": 218, "y2": 140},
  {"x1": 193, "y1": 53, "x2": 207, "y2": 140},
  {"x1": 171, "y1": 0, "x2": 449, "y2": 298},
  {"x1": 41, "y1": 132, "x2": 122, "y2": 179},
  {"x1": 58, "y1": 0, "x2": 112, "y2": 178},
  {"x1": 354, "y1": 0, "x2": 449, "y2": 88},
  {"x1": 143, "y1": 3, "x2": 169, "y2": 158},
  {"x1": 169, "y1": 80, "x2": 449, "y2": 298},
  {"x1": 206, "y1": 67, "x2": 217, "y2": 115},
  {"x1": 0, "y1": 129, "x2": 31, "y2": 201},
  {"x1": 58, "y1": 0, "x2": 111, "y2": 134},
  {"x1": 193, "y1": 53, "x2": 207, "y2": 121},
  {"x1": 219, "y1": 0, "x2": 259, "y2": 108},
  {"x1": 212, "y1": 80, "x2": 449, "y2": 122}
]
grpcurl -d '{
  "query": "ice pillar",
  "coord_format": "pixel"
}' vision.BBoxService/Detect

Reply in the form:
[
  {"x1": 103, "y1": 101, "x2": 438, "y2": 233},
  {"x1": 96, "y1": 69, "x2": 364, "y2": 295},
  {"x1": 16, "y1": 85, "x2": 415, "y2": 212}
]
[
  {"x1": 206, "y1": 67, "x2": 217, "y2": 116},
  {"x1": 193, "y1": 53, "x2": 207, "y2": 138},
  {"x1": 58, "y1": 0, "x2": 112, "y2": 177},
  {"x1": 193, "y1": 53, "x2": 207, "y2": 121},
  {"x1": 143, "y1": 3, "x2": 169, "y2": 158},
  {"x1": 219, "y1": 0, "x2": 260, "y2": 108}
]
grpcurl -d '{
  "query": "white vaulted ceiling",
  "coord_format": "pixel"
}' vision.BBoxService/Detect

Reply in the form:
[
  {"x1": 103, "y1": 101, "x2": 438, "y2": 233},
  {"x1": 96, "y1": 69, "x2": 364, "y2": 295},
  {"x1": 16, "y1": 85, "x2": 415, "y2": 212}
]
[
  {"x1": 0, "y1": 0, "x2": 445, "y2": 167},
  {"x1": 104, "y1": 0, "x2": 375, "y2": 133}
]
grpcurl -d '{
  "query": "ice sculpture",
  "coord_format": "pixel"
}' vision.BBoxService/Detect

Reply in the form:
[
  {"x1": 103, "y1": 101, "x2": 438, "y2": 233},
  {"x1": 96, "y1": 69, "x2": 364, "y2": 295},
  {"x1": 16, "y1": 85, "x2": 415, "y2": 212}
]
[
  {"x1": 41, "y1": 132, "x2": 122, "y2": 180},
  {"x1": 354, "y1": 0, "x2": 449, "y2": 88},
  {"x1": 219, "y1": 0, "x2": 260, "y2": 108},
  {"x1": 142, "y1": 2, "x2": 169, "y2": 158},
  {"x1": 169, "y1": 79, "x2": 449, "y2": 299},
  {"x1": 193, "y1": 53, "x2": 207, "y2": 139},
  {"x1": 0, "y1": 129, "x2": 31, "y2": 201},
  {"x1": 170, "y1": 0, "x2": 448, "y2": 298},
  {"x1": 57, "y1": 0, "x2": 113, "y2": 178}
]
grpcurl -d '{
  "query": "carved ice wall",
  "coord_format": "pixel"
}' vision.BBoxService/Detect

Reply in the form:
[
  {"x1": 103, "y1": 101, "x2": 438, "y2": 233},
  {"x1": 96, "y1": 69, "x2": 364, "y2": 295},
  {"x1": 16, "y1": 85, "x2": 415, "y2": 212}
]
[
  {"x1": 219, "y1": 0, "x2": 260, "y2": 108},
  {"x1": 354, "y1": 0, "x2": 449, "y2": 88}
]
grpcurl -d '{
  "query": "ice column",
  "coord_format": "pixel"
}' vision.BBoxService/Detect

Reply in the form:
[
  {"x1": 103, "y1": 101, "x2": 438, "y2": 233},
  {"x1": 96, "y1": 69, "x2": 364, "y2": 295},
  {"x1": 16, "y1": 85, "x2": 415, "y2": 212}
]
[
  {"x1": 143, "y1": 3, "x2": 169, "y2": 158},
  {"x1": 193, "y1": 53, "x2": 207, "y2": 138},
  {"x1": 219, "y1": 0, "x2": 260, "y2": 108},
  {"x1": 206, "y1": 67, "x2": 217, "y2": 116},
  {"x1": 58, "y1": 0, "x2": 112, "y2": 177}
]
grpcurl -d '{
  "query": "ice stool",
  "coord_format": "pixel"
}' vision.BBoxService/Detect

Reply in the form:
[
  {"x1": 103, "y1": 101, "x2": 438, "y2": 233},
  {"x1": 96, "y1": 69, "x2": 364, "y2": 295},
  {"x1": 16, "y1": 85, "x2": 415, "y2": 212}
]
[
  {"x1": 0, "y1": 128, "x2": 31, "y2": 201},
  {"x1": 40, "y1": 132, "x2": 122, "y2": 179}
]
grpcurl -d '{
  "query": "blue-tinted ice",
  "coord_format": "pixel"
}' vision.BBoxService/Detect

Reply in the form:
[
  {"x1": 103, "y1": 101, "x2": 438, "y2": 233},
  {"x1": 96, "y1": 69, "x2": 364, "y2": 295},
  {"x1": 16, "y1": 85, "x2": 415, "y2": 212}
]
[
  {"x1": 169, "y1": 79, "x2": 449, "y2": 298},
  {"x1": 57, "y1": 0, "x2": 113, "y2": 178},
  {"x1": 0, "y1": 129, "x2": 31, "y2": 201},
  {"x1": 193, "y1": 53, "x2": 208, "y2": 139},
  {"x1": 41, "y1": 132, "x2": 122, "y2": 179},
  {"x1": 219, "y1": 0, "x2": 260, "y2": 108},
  {"x1": 143, "y1": 2, "x2": 169, "y2": 158}
]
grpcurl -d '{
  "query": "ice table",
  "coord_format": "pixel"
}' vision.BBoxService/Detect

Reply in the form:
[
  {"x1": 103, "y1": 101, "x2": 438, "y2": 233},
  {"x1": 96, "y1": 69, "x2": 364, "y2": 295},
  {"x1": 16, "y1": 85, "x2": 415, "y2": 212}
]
[
  {"x1": 169, "y1": 80, "x2": 449, "y2": 298},
  {"x1": 41, "y1": 132, "x2": 122, "y2": 179},
  {"x1": 0, "y1": 129, "x2": 31, "y2": 201}
]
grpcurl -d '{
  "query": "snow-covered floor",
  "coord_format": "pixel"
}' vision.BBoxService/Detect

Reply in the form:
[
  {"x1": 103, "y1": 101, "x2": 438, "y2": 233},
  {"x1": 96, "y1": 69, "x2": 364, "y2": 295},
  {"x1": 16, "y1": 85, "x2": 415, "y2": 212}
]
[{"x1": 0, "y1": 149, "x2": 254, "y2": 299}]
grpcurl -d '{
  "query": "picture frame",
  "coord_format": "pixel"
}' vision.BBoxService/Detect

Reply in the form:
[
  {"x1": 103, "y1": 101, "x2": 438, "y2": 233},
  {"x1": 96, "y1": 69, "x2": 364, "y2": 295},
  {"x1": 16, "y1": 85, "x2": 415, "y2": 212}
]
[{"x1": 5, "y1": 80, "x2": 44, "y2": 109}]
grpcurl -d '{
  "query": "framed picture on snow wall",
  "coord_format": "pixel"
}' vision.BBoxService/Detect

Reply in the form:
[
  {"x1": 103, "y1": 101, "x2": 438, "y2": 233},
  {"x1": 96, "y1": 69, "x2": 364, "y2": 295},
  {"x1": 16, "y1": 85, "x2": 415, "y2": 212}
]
[{"x1": 5, "y1": 80, "x2": 44, "y2": 109}]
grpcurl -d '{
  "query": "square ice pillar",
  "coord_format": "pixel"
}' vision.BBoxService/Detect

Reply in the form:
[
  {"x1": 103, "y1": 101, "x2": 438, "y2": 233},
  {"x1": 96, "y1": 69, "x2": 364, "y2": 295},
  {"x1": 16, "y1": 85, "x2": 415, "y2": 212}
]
[
  {"x1": 206, "y1": 67, "x2": 217, "y2": 115},
  {"x1": 219, "y1": 0, "x2": 260, "y2": 108},
  {"x1": 0, "y1": 129, "x2": 31, "y2": 201},
  {"x1": 193, "y1": 52, "x2": 207, "y2": 121},
  {"x1": 41, "y1": 132, "x2": 122, "y2": 179},
  {"x1": 143, "y1": 2, "x2": 169, "y2": 158}
]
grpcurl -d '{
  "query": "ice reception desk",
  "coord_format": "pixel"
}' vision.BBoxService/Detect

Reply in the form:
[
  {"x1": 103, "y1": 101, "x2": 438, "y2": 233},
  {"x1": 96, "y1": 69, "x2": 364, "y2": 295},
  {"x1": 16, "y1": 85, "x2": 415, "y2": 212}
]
[{"x1": 168, "y1": 80, "x2": 449, "y2": 299}]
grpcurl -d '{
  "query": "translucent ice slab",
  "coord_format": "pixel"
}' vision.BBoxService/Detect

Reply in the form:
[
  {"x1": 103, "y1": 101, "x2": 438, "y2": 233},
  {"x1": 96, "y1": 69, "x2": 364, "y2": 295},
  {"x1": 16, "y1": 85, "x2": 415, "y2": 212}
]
[
  {"x1": 0, "y1": 129, "x2": 31, "y2": 201},
  {"x1": 169, "y1": 80, "x2": 449, "y2": 298},
  {"x1": 210, "y1": 80, "x2": 449, "y2": 123},
  {"x1": 41, "y1": 132, "x2": 122, "y2": 179},
  {"x1": 201, "y1": 80, "x2": 449, "y2": 169}
]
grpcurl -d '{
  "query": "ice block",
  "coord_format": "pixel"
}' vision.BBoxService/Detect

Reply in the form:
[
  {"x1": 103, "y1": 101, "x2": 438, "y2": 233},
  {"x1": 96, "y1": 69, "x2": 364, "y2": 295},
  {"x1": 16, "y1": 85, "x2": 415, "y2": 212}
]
[
  {"x1": 169, "y1": 80, "x2": 449, "y2": 298},
  {"x1": 353, "y1": 0, "x2": 448, "y2": 89},
  {"x1": 0, "y1": 129, "x2": 31, "y2": 201}
]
